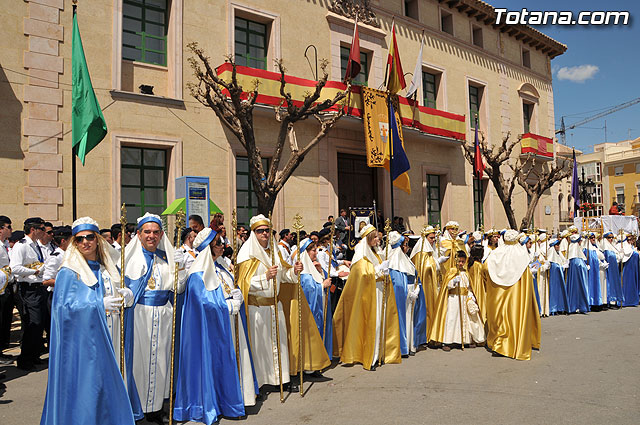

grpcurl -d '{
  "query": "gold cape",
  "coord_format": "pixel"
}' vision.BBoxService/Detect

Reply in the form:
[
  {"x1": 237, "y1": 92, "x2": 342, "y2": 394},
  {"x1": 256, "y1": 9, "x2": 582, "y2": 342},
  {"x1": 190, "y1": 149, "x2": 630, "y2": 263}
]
[
  {"x1": 279, "y1": 281, "x2": 331, "y2": 374},
  {"x1": 439, "y1": 239, "x2": 466, "y2": 276},
  {"x1": 332, "y1": 258, "x2": 401, "y2": 369},
  {"x1": 235, "y1": 258, "x2": 261, "y2": 340},
  {"x1": 412, "y1": 251, "x2": 439, "y2": 342},
  {"x1": 467, "y1": 261, "x2": 487, "y2": 324},
  {"x1": 483, "y1": 267, "x2": 541, "y2": 360}
]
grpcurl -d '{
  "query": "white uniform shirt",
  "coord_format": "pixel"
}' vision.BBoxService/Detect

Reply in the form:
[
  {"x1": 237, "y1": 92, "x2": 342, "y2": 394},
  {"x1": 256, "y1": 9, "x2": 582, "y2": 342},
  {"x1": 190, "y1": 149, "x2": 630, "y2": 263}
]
[
  {"x1": 9, "y1": 235, "x2": 44, "y2": 284},
  {"x1": 43, "y1": 247, "x2": 65, "y2": 287},
  {"x1": 0, "y1": 240, "x2": 10, "y2": 294}
]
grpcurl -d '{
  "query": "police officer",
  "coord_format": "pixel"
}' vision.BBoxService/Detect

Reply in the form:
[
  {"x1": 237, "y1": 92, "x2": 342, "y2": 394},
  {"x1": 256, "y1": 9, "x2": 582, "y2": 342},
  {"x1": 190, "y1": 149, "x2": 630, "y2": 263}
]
[
  {"x1": 10, "y1": 217, "x2": 47, "y2": 370},
  {"x1": 0, "y1": 215, "x2": 13, "y2": 364}
]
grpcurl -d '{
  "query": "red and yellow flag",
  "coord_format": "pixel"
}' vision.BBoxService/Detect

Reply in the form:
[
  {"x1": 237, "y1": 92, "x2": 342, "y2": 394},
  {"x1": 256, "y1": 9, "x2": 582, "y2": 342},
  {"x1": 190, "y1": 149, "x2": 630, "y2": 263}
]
[{"x1": 386, "y1": 22, "x2": 406, "y2": 95}]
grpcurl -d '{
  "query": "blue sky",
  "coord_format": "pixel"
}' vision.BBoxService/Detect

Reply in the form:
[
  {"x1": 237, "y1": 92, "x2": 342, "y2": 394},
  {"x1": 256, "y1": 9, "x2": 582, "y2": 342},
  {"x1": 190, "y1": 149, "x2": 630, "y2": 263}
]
[{"x1": 490, "y1": 1, "x2": 639, "y2": 153}]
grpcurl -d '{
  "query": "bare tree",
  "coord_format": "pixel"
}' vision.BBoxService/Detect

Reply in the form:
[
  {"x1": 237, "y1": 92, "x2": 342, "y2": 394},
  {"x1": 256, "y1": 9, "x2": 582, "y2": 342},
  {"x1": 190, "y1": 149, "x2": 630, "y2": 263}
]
[
  {"x1": 462, "y1": 132, "x2": 524, "y2": 229},
  {"x1": 463, "y1": 132, "x2": 572, "y2": 231},
  {"x1": 512, "y1": 155, "x2": 572, "y2": 231},
  {"x1": 187, "y1": 42, "x2": 347, "y2": 215}
]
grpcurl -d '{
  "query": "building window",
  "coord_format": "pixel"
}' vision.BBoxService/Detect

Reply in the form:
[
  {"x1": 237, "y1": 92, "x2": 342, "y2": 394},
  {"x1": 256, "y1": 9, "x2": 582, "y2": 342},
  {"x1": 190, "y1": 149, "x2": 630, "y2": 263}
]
[
  {"x1": 469, "y1": 84, "x2": 482, "y2": 128},
  {"x1": 121, "y1": 146, "x2": 167, "y2": 222},
  {"x1": 523, "y1": 102, "x2": 533, "y2": 133},
  {"x1": 522, "y1": 48, "x2": 531, "y2": 68},
  {"x1": 234, "y1": 16, "x2": 268, "y2": 70},
  {"x1": 615, "y1": 166, "x2": 624, "y2": 176},
  {"x1": 473, "y1": 179, "x2": 484, "y2": 229},
  {"x1": 423, "y1": 71, "x2": 437, "y2": 108},
  {"x1": 236, "y1": 156, "x2": 269, "y2": 226},
  {"x1": 404, "y1": 0, "x2": 419, "y2": 20},
  {"x1": 592, "y1": 184, "x2": 602, "y2": 204},
  {"x1": 340, "y1": 45, "x2": 368, "y2": 86},
  {"x1": 122, "y1": 0, "x2": 168, "y2": 66},
  {"x1": 615, "y1": 186, "x2": 625, "y2": 205},
  {"x1": 426, "y1": 174, "x2": 441, "y2": 227},
  {"x1": 472, "y1": 25, "x2": 483, "y2": 48},
  {"x1": 441, "y1": 10, "x2": 453, "y2": 35},
  {"x1": 636, "y1": 163, "x2": 640, "y2": 174}
]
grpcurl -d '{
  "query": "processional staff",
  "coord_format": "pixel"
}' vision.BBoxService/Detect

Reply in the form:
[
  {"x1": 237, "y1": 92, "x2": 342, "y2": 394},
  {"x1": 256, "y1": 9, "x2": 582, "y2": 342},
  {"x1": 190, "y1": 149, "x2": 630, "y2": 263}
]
[
  {"x1": 267, "y1": 213, "x2": 285, "y2": 403},
  {"x1": 323, "y1": 218, "x2": 336, "y2": 345},
  {"x1": 169, "y1": 210, "x2": 186, "y2": 425},
  {"x1": 292, "y1": 213, "x2": 305, "y2": 397},
  {"x1": 378, "y1": 218, "x2": 392, "y2": 366},
  {"x1": 231, "y1": 210, "x2": 242, "y2": 391},
  {"x1": 119, "y1": 204, "x2": 127, "y2": 378}
]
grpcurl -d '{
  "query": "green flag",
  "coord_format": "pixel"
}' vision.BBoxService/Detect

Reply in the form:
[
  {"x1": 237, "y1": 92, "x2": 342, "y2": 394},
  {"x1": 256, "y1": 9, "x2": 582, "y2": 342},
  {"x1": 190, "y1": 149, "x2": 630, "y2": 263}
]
[{"x1": 72, "y1": 9, "x2": 107, "y2": 165}]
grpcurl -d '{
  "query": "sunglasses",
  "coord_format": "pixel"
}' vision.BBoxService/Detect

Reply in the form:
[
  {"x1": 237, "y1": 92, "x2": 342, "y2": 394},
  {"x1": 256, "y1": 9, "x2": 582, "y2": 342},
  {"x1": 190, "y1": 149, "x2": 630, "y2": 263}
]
[
  {"x1": 3, "y1": 224, "x2": 11, "y2": 230},
  {"x1": 254, "y1": 228, "x2": 269, "y2": 234},
  {"x1": 46, "y1": 230, "x2": 54, "y2": 235},
  {"x1": 213, "y1": 239, "x2": 224, "y2": 246},
  {"x1": 75, "y1": 234, "x2": 97, "y2": 243}
]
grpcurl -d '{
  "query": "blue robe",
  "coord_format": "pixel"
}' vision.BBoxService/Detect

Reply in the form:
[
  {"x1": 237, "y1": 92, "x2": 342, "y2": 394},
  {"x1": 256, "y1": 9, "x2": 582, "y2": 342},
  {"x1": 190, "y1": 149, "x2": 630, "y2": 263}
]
[
  {"x1": 583, "y1": 248, "x2": 603, "y2": 306},
  {"x1": 566, "y1": 258, "x2": 590, "y2": 313},
  {"x1": 41, "y1": 264, "x2": 135, "y2": 425},
  {"x1": 603, "y1": 250, "x2": 623, "y2": 305},
  {"x1": 390, "y1": 269, "x2": 414, "y2": 356},
  {"x1": 548, "y1": 262, "x2": 569, "y2": 314},
  {"x1": 412, "y1": 280, "x2": 427, "y2": 347},
  {"x1": 301, "y1": 273, "x2": 333, "y2": 357},
  {"x1": 622, "y1": 251, "x2": 640, "y2": 307},
  {"x1": 173, "y1": 271, "x2": 244, "y2": 425}
]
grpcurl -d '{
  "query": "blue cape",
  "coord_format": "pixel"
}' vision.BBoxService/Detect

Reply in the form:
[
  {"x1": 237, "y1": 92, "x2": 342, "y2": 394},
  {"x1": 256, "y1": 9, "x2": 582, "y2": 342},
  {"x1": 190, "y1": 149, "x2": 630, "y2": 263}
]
[
  {"x1": 583, "y1": 248, "x2": 603, "y2": 306},
  {"x1": 622, "y1": 251, "x2": 639, "y2": 307},
  {"x1": 412, "y1": 280, "x2": 427, "y2": 347},
  {"x1": 301, "y1": 272, "x2": 333, "y2": 356},
  {"x1": 548, "y1": 262, "x2": 569, "y2": 314},
  {"x1": 41, "y1": 265, "x2": 135, "y2": 425},
  {"x1": 389, "y1": 269, "x2": 415, "y2": 356},
  {"x1": 173, "y1": 271, "x2": 244, "y2": 425},
  {"x1": 567, "y1": 258, "x2": 590, "y2": 313},
  {"x1": 603, "y1": 249, "x2": 623, "y2": 305}
]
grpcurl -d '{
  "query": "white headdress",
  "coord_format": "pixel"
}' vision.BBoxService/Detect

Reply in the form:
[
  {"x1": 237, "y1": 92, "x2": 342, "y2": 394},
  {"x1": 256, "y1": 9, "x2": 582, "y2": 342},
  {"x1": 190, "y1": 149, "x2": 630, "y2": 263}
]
[{"x1": 485, "y1": 229, "x2": 530, "y2": 287}]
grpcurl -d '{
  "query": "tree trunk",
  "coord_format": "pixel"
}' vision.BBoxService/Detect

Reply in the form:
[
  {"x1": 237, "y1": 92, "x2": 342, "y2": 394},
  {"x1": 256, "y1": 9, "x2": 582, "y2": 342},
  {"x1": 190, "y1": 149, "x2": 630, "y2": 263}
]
[
  {"x1": 256, "y1": 190, "x2": 277, "y2": 217},
  {"x1": 519, "y1": 192, "x2": 540, "y2": 231},
  {"x1": 490, "y1": 175, "x2": 518, "y2": 229}
]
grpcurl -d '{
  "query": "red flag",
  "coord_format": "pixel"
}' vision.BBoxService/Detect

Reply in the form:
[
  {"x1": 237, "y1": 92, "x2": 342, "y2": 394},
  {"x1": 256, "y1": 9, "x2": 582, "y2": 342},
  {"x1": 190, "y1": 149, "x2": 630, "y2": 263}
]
[
  {"x1": 473, "y1": 119, "x2": 484, "y2": 179},
  {"x1": 386, "y1": 22, "x2": 406, "y2": 94},
  {"x1": 344, "y1": 17, "x2": 361, "y2": 82}
]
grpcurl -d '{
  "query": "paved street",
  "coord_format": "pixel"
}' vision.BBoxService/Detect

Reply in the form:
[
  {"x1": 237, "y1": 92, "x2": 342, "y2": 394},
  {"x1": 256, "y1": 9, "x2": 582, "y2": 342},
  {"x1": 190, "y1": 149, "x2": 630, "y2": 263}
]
[{"x1": 2, "y1": 307, "x2": 640, "y2": 424}]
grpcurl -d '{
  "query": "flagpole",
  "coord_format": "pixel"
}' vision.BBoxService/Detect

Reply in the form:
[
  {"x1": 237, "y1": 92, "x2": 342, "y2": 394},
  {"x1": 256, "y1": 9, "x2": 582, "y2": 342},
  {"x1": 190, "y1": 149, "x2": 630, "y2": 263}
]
[
  {"x1": 72, "y1": 2, "x2": 78, "y2": 221},
  {"x1": 388, "y1": 95, "x2": 395, "y2": 219}
]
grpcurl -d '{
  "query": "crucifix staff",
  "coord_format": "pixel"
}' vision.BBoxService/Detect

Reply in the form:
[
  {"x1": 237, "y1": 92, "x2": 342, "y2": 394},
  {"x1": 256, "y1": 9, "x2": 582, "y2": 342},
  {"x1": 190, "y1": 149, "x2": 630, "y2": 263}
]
[
  {"x1": 169, "y1": 210, "x2": 186, "y2": 425},
  {"x1": 292, "y1": 213, "x2": 305, "y2": 397},
  {"x1": 231, "y1": 209, "x2": 242, "y2": 390},
  {"x1": 267, "y1": 213, "x2": 284, "y2": 402}
]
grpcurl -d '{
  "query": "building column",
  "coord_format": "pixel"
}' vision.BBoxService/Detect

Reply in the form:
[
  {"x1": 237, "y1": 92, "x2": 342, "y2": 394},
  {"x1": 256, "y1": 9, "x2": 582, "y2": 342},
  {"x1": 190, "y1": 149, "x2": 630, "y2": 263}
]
[{"x1": 22, "y1": 0, "x2": 64, "y2": 223}]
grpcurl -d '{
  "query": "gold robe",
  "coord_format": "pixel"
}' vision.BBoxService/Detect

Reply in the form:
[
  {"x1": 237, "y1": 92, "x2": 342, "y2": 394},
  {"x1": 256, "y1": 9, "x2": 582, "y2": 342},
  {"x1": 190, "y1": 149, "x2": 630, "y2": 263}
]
[
  {"x1": 333, "y1": 258, "x2": 401, "y2": 369},
  {"x1": 483, "y1": 267, "x2": 541, "y2": 360},
  {"x1": 279, "y1": 281, "x2": 331, "y2": 374},
  {"x1": 439, "y1": 239, "x2": 466, "y2": 276},
  {"x1": 467, "y1": 261, "x2": 487, "y2": 324},
  {"x1": 411, "y1": 251, "x2": 439, "y2": 342}
]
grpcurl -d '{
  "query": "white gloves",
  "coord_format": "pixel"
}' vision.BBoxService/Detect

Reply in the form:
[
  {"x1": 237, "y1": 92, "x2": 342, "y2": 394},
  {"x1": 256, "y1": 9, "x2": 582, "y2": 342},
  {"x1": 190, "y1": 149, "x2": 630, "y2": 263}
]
[
  {"x1": 562, "y1": 263, "x2": 570, "y2": 270},
  {"x1": 408, "y1": 287, "x2": 419, "y2": 301},
  {"x1": 375, "y1": 260, "x2": 389, "y2": 276},
  {"x1": 117, "y1": 287, "x2": 134, "y2": 307},
  {"x1": 103, "y1": 295, "x2": 124, "y2": 313},
  {"x1": 230, "y1": 288, "x2": 243, "y2": 302},
  {"x1": 448, "y1": 276, "x2": 461, "y2": 289},
  {"x1": 540, "y1": 263, "x2": 549, "y2": 273},
  {"x1": 437, "y1": 256, "x2": 449, "y2": 265},
  {"x1": 226, "y1": 299, "x2": 242, "y2": 315},
  {"x1": 0, "y1": 273, "x2": 7, "y2": 295},
  {"x1": 600, "y1": 261, "x2": 609, "y2": 270},
  {"x1": 586, "y1": 265, "x2": 591, "y2": 271}
]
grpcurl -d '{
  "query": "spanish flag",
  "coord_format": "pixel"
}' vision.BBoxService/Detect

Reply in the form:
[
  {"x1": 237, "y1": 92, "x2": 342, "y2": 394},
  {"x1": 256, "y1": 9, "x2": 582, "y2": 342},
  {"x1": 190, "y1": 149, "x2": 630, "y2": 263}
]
[{"x1": 386, "y1": 22, "x2": 406, "y2": 95}]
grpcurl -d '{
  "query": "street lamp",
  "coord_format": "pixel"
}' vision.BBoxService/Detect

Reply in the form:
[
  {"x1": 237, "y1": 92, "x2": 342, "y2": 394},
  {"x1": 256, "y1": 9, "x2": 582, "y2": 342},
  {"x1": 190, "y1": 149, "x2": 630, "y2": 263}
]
[{"x1": 579, "y1": 168, "x2": 596, "y2": 216}]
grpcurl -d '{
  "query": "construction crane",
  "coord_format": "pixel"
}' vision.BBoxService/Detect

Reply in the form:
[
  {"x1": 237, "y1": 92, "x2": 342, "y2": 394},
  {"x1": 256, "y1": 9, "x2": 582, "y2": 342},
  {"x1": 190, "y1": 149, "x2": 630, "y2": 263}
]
[{"x1": 556, "y1": 97, "x2": 640, "y2": 144}]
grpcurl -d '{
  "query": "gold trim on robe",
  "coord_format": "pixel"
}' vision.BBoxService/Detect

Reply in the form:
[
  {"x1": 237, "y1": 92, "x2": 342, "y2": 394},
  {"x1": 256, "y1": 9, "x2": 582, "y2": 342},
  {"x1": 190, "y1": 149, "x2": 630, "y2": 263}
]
[
  {"x1": 412, "y1": 251, "x2": 439, "y2": 342},
  {"x1": 236, "y1": 258, "x2": 261, "y2": 339},
  {"x1": 467, "y1": 262, "x2": 487, "y2": 324},
  {"x1": 332, "y1": 258, "x2": 402, "y2": 370},
  {"x1": 440, "y1": 239, "x2": 466, "y2": 276},
  {"x1": 279, "y1": 282, "x2": 331, "y2": 374},
  {"x1": 483, "y1": 267, "x2": 541, "y2": 360}
]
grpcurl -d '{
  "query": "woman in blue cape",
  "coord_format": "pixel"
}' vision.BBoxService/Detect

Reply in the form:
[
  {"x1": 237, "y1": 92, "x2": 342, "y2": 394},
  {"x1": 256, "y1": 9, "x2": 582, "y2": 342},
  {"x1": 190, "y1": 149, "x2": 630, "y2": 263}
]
[
  {"x1": 544, "y1": 238, "x2": 570, "y2": 314},
  {"x1": 387, "y1": 231, "x2": 418, "y2": 356},
  {"x1": 618, "y1": 234, "x2": 640, "y2": 307},
  {"x1": 299, "y1": 238, "x2": 333, "y2": 356},
  {"x1": 566, "y1": 234, "x2": 590, "y2": 313},
  {"x1": 583, "y1": 233, "x2": 606, "y2": 308},
  {"x1": 41, "y1": 217, "x2": 135, "y2": 425},
  {"x1": 173, "y1": 228, "x2": 245, "y2": 425},
  {"x1": 601, "y1": 232, "x2": 623, "y2": 307}
]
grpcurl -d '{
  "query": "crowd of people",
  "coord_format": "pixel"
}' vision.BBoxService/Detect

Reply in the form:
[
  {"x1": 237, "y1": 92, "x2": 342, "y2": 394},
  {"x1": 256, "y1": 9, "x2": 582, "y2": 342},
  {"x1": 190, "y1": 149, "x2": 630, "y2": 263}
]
[{"x1": 1, "y1": 211, "x2": 639, "y2": 424}]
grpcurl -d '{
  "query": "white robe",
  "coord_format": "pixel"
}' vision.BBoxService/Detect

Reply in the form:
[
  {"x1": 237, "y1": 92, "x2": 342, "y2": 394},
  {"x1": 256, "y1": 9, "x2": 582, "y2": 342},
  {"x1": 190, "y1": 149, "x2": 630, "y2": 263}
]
[
  {"x1": 246, "y1": 260, "x2": 295, "y2": 387},
  {"x1": 442, "y1": 272, "x2": 485, "y2": 345},
  {"x1": 215, "y1": 258, "x2": 257, "y2": 406}
]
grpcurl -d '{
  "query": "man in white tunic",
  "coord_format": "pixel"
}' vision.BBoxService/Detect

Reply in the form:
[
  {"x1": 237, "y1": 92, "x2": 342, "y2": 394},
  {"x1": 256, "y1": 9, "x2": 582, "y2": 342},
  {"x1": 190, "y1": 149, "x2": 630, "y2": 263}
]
[
  {"x1": 236, "y1": 215, "x2": 302, "y2": 394},
  {"x1": 123, "y1": 213, "x2": 185, "y2": 423}
]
